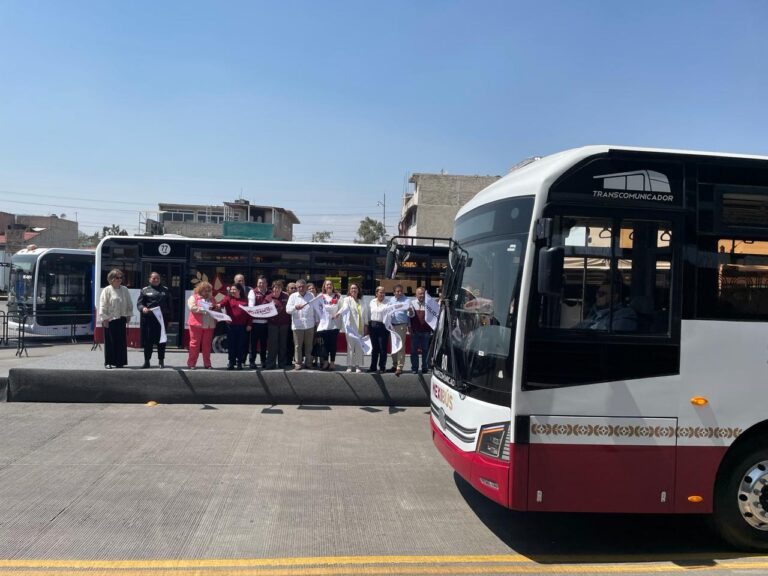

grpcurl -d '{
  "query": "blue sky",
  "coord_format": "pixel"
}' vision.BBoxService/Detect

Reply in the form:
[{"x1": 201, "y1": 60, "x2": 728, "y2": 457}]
[{"x1": 1, "y1": 0, "x2": 766, "y2": 240}]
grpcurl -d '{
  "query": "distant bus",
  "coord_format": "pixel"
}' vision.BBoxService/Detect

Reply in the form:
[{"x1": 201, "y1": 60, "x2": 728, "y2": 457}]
[
  {"x1": 95, "y1": 235, "x2": 448, "y2": 348},
  {"x1": 7, "y1": 246, "x2": 95, "y2": 336}
]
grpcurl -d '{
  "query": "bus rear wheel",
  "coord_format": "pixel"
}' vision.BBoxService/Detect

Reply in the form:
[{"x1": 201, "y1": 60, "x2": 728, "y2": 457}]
[{"x1": 714, "y1": 445, "x2": 768, "y2": 550}]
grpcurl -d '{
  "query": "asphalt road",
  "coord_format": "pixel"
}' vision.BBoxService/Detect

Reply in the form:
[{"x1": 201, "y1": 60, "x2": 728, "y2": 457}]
[{"x1": 2, "y1": 402, "x2": 768, "y2": 576}]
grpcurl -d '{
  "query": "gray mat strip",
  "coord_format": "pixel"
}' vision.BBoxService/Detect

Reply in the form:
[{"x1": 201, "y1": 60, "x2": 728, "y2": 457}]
[{"x1": 7, "y1": 369, "x2": 431, "y2": 406}]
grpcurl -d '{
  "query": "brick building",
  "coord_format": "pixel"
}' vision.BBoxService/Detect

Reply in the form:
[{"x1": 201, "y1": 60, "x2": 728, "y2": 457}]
[
  {"x1": 155, "y1": 200, "x2": 299, "y2": 240},
  {"x1": 398, "y1": 173, "x2": 501, "y2": 244},
  {"x1": 0, "y1": 212, "x2": 79, "y2": 254}
]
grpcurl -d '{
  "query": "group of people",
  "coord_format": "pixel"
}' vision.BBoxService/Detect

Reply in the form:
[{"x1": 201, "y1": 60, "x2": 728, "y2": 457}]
[
  {"x1": 98, "y1": 269, "x2": 435, "y2": 374},
  {"x1": 98, "y1": 269, "x2": 172, "y2": 369}
]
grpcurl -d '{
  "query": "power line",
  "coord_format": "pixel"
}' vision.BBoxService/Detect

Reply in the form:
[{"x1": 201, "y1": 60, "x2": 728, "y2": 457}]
[
  {"x1": 0, "y1": 189, "x2": 152, "y2": 207},
  {"x1": 0, "y1": 197, "x2": 145, "y2": 214},
  {"x1": 0, "y1": 189, "x2": 401, "y2": 217}
]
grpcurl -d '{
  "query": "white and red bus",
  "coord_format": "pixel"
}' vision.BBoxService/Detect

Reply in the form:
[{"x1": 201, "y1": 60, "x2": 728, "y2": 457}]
[
  {"x1": 425, "y1": 145, "x2": 768, "y2": 549},
  {"x1": 94, "y1": 235, "x2": 447, "y2": 349}
]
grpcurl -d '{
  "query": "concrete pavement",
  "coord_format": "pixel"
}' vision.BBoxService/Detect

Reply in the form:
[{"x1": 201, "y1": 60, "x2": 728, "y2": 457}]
[{"x1": 0, "y1": 402, "x2": 759, "y2": 576}]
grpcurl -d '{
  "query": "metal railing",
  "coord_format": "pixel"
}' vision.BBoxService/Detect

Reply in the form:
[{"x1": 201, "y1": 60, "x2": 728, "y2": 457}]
[
  {"x1": 0, "y1": 310, "x2": 7, "y2": 346},
  {"x1": 0, "y1": 310, "x2": 93, "y2": 357}
]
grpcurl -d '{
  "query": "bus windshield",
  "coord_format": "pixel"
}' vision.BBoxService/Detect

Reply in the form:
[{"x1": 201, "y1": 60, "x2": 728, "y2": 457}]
[
  {"x1": 433, "y1": 197, "x2": 534, "y2": 399},
  {"x1": 8, "y1": 254, "x2": 37, "y2": 308}
]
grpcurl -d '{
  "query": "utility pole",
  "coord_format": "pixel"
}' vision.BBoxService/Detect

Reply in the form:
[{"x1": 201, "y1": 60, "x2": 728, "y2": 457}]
[{"x1": 377, "y1": 193, "x2": 386, "y2": 239}]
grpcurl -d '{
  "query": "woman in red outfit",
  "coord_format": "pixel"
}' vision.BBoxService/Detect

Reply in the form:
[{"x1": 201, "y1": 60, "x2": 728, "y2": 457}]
[
  {"x1": 187, "y1": 282, "x2": 220, "y2": 369},
  {"x1": 221, "y1": 283, "x2": 251, "y2": 370}
]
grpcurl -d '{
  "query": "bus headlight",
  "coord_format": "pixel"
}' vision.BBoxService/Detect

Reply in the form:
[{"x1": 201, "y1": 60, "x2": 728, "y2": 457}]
[{"x1": 477, "y1": 423, "x2": 509, "y2": 461}]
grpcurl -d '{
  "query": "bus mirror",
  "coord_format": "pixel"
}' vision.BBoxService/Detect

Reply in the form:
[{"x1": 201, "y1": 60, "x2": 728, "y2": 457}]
[{"x1": 538, "y1": 247, "x2": 564, "y2": 295}]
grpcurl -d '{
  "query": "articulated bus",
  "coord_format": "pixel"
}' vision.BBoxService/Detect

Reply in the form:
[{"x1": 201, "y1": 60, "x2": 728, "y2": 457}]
[
  {"x1": 7, "y1": 247, "x2": 95, "y2": 336},
  {"x1": 95, "y1": 235, "x2": 447, "y2": 349},
  {"x1": 425, "y1": 145, "x2": 768, "y2": 550}
]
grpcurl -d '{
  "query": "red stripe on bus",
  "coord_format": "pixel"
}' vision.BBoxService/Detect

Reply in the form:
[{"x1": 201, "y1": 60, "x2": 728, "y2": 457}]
[{"x1": 431, "y1": 418, "x2": 511, "y2": 508}]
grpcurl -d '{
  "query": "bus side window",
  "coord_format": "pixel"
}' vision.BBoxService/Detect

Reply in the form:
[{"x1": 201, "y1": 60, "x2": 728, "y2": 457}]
[
  {"x1": 537, "y1": 216, "x2": 672, "y2": 336},
  {"x1": 697, "y1": 238, "x2": 768, "y2": 320}
]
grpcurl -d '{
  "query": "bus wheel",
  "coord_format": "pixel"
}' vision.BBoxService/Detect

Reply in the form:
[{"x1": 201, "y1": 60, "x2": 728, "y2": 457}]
[
  {"x1": 212, "y1": 335, "x2": 228, "y2": 354},
  {"x1": 714, "y1": 446, "x2": 768, "y2": 550}
]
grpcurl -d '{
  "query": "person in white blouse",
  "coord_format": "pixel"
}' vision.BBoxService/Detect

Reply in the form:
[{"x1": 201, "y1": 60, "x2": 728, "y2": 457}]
[
  {"x1": 98, "y1": 268, "x2": 133, "y2": 369},
  {"x1": 286, "y1": 279, "x2": 317, "y2": 370},
  {"x1": 337, "y1": 283, "x2": 368, "y2": 373},
  {"x1": 317, "y1": 279, "x2": 342, "y2": 371},
  {"x1": 367, "y1": 286, "x2": 389, "y2": 373}
]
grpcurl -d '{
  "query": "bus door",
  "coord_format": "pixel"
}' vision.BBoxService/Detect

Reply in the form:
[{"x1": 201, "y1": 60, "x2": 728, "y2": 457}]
[
  {"x1": 524, "y1": 212, "x2": 682, "y2": 513},
  {"x1": 142, "y1": 262, "x2": 184, "y2": 347}
]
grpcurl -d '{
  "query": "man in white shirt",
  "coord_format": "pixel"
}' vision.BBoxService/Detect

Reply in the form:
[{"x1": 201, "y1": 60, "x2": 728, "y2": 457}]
[
  {"x1": 286, "y1": 279, "x2": 316, "y2": 370},
  {"x1": 388, "y1": 284, "x2": 410, "y2": 376}
]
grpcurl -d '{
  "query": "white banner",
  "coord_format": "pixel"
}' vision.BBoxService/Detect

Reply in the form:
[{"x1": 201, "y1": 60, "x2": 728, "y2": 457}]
[
  {"x1": 385, "y1": 301, "x2": 409, "y2": 316},
  {"x1": 424, "y1": 292, "x2": 439, "y2": 331},
  {"x1": 308, "y1": 293, "x2": 325, "y2": 318},
  {"x1": 383, "y1": 305, "x2": 403, "y2": 355},
  {"x1": 206, "y1": 309, "x2": 232, "y2": 323},
  {"x1": 341, "y1": 305, "x2": 371, "y2": 355},
  {"x1": 345, "y1": 328, "x2": 372, "y2": 356},
  {"x1": 149, "y1": 307, "x2": 167, "y2": 344},
  {"x1": 360, "y1": 335, "x2": 373, "y2": 355},
  {"x1": 240, "y1": 302, "x2": 277, "y2": 319}
]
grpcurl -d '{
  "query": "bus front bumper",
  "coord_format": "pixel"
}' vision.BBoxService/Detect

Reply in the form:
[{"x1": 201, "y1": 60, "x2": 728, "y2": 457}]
[{"x1": 431, "y1": 417, "x2": 527, "y2": 509}]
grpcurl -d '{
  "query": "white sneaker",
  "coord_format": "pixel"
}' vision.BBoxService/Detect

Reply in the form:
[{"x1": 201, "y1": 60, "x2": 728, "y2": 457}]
[
  {"x1": 345, "y1": 368, "x2": 353, "y2": 373},
  {"x1": 355, "y1": 368, "x2": 363, "y2": 373}
]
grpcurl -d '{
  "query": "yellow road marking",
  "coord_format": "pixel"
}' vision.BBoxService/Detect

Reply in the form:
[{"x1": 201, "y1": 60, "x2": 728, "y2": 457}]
[
  {"x1": 3, "y1": 564, "x2": 768, "y2": 576},
  {"x1": 0, "y1": 553, "x2": 765, "y2": 569},
  {"x1": 1, "y1": 555, "x2": 768, "y2": 575}
]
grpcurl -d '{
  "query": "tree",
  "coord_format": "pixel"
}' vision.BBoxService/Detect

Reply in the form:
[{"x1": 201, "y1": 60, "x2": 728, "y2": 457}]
[
  {"x1": 78, "y1": 231, "x2": 95, "y2": 248},
  {"x1": 102, "y1": 224, "x2": 128, "y2": 237},
  {"x1": 312, "y1": 231, "x2": 333, "y2": 243},
  {"x1": 356, "y1": 217, "x2": 387, "y2": 244},
  {"x1": 78, "y1": 224, "x2": 128, "y2": 248}
]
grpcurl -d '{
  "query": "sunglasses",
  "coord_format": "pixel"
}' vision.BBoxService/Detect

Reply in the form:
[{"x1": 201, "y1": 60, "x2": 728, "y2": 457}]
[{"x1": 114, "y1": 276, "x2": 123, "y2": 280}]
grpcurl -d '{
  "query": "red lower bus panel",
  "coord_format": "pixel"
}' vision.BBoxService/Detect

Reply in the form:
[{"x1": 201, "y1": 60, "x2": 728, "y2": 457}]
[
  {"x1": 510, "y1": 443, "x2": 529, "y2": 511},
  {"x1": 527, "y1": 443, "x2": 676, "y2": 513},
  {"x1": 674, "y1": 445, "x2": 728, "y2": 513},
  {"x1": 432, "y1": 419, "x2": 511, "y2": 508}
]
